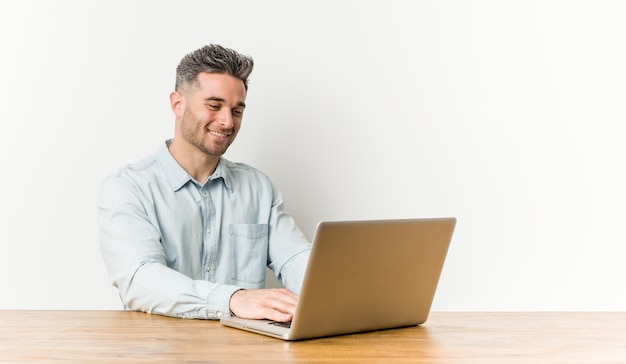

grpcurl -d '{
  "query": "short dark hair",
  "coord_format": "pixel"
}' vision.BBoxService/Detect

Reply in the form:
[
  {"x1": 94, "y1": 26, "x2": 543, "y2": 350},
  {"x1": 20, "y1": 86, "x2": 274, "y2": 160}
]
[{"x1": 175, "y1": 44, "x2": 254, "y2": 91}]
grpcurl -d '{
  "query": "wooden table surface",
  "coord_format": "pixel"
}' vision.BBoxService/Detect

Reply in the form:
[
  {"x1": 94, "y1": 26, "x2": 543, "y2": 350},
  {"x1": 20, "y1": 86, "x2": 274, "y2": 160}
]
[{"x1": 1, "y1": 310, "x2": 625, "y2": 363}]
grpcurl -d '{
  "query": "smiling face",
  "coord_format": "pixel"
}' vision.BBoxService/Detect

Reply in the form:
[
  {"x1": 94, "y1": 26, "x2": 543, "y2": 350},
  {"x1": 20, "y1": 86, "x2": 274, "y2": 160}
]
[{"x1": 172, "y1": 72, "x2": 247, "y2": 160}]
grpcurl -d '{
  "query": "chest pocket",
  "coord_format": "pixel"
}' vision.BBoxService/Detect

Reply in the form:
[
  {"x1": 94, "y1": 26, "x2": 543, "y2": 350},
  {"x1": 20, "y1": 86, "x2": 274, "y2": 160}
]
[{"x1": 229, "y1": 224, "x2": 269, "y2": 287}]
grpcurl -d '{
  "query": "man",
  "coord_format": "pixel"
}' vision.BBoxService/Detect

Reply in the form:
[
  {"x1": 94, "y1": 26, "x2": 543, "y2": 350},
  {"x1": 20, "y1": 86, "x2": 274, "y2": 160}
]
[{"x1": 98, "y1": 44, "x2": 311, "y2": 322}]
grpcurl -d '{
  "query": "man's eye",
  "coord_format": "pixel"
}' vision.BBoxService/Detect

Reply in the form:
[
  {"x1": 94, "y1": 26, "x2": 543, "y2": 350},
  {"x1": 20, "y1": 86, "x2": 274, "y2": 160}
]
[
  {"x1": 232, "y1": 109, "x2": 244, "y2": 116},
  {"x1": 208, "y1": 104, "x2": 220, "y2": 110}
]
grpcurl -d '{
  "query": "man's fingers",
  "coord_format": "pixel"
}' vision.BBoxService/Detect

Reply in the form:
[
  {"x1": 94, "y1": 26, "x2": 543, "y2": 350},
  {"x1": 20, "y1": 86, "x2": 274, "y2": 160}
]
[
  {"x1": 229, "y1": 288, "x2": 299, "y2": 322},
  {"x1": 261, "y1": 307, "x2": 294, "y2": 323},
  {"x1": 270, "y1": 289, "x2": 298, "y2": 309}
]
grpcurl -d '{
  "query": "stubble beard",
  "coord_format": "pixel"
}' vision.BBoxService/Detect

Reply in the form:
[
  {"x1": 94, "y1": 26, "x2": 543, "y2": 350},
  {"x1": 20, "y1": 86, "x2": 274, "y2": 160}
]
[{"x1": 180, "y1": 111, "x2": 233, "y2": 158}]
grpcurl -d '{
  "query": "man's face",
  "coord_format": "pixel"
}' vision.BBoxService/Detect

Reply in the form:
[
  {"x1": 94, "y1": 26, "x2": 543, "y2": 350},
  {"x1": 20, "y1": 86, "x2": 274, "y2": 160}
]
[{"x1": 175, "y1": 72, "x2": 247, "y2": 158}]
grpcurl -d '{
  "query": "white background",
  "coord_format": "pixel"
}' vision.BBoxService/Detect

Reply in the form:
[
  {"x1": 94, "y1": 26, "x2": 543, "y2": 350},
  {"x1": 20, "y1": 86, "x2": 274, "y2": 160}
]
[{"x1": 1, "y1": 0, "x2": 624, "y2": 311}]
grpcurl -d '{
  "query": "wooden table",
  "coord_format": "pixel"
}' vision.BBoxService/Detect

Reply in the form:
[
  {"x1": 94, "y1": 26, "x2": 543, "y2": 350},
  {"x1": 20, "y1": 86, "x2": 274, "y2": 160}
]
[{"x1": 1, "y1": 311, "x2": 624, "y2": 363}]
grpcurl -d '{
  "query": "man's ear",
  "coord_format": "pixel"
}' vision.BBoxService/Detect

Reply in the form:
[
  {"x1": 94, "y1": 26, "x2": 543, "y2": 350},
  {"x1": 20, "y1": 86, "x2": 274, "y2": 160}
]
[{"x1": 170, "y1": 91, "x2": 185, "y2": 117}]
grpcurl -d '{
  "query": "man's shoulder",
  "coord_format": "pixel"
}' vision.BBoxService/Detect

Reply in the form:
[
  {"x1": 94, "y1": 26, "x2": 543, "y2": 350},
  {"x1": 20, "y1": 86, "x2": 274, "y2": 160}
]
[
  {"x1": 108, "y1": 154, "x2": 160, "y2": 179},
  {"x1": 220, "y1": 158, "x2": 264, "y2": 175},
  {"x1": 219, "y1": 158, "x2": 272, "y2": 184},
  {"x1": 105, "y1": 141, "x2": 174, "y2": 179},
  {"x1": 100, "y1": 150, "x2": 169, "y2": 197}
]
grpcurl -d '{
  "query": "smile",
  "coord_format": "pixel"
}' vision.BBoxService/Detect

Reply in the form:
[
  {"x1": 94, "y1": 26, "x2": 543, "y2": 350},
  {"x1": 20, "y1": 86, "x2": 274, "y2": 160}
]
[{"x1": 208, "y1": 129, "x2": 231, "y2": 138}]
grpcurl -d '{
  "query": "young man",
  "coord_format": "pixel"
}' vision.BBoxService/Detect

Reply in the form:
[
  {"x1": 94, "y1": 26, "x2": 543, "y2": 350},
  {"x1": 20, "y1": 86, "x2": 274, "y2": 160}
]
[{"x1": 98, "y1": 45, "x2": 311, "y2": 322}]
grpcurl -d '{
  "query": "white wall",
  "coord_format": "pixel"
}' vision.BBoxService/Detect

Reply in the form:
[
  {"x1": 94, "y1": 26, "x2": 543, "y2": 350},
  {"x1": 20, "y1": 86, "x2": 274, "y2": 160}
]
[{"x1": 1, "y1": 0, "x2": 624, "y2": 311}]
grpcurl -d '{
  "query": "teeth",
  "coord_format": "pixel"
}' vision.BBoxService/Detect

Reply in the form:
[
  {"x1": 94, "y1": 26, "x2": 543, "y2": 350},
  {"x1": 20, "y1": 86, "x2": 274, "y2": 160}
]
[{"x1": 209, "y1": 130, "x2": 229, "y2": 138}]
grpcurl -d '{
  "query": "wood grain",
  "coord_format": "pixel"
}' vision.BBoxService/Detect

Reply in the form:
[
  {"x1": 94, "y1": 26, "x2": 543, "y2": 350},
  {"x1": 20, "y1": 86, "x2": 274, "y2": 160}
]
[{"x1": 1, "y1": 311, "x2": 624, "y2": 363}]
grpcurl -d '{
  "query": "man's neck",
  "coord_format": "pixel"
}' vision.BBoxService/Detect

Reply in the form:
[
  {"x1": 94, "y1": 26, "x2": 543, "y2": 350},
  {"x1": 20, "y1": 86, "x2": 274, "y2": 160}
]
[{"x1": 167, "y1": 139, "x2": 220, "y2": 183}]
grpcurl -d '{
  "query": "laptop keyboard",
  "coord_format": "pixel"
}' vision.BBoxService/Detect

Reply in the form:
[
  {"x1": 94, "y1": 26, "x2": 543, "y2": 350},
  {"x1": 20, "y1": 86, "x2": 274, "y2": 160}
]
[{"x1": 268, "y1": 321, "x2": 292, "y2": 329}]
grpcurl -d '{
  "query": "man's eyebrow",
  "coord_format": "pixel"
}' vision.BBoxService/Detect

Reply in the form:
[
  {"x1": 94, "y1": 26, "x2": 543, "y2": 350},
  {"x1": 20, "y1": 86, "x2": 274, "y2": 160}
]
[
  {"x1": 204, "y1": 97, "x2": 225, "y2": 103},
  {"x1": 204, "y1": 97, "x2": 246, "y2": 108}
]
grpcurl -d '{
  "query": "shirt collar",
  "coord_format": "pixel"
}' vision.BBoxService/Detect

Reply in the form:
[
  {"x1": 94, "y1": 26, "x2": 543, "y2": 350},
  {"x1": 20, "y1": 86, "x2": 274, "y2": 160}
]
[
  {"x1": 156, "y1": 140, "x2": 233, "y2": 193},
  {"x1": 208, "y1": 157, "x2": 234, "y2": 193}
]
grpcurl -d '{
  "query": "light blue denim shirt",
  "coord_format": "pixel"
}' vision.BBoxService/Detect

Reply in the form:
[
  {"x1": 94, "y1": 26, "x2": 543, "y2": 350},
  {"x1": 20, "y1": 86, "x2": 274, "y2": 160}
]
[{"x1": 98, "y1": 141, "x2": 311, "y2": 319}]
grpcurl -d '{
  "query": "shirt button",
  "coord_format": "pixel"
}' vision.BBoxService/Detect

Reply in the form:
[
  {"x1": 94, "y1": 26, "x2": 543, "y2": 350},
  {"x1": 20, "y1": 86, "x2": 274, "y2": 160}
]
[
  {"x1": 206, "y1": 266, "x2": 211, "y2": 272},
  {"x1": 206, "y1": 228, "x2": 211, "y2": 234}
]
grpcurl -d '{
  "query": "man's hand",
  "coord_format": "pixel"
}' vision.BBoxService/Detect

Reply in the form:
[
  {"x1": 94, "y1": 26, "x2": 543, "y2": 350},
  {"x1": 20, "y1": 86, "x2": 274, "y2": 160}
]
[{"x1": 229, "y1": 288, "x2": 298, "y2": 322}]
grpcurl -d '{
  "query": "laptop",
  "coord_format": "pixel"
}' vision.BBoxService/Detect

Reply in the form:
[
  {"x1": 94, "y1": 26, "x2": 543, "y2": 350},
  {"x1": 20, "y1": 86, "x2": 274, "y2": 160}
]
[{"x1": 220, "y1": 217, "x2": 456, "y2": 340}]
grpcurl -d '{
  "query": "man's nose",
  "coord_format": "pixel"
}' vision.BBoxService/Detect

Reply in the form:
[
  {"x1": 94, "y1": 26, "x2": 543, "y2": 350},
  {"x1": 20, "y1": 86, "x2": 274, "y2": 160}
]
[{"x1": 218, "y1": 109, "x2": 234, "y2": 128}]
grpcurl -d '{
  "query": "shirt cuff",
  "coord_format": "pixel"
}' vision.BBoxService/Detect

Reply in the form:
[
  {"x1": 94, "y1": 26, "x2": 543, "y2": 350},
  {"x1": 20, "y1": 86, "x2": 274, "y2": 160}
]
[{"x1": 206, "y1": 284, "x2": 242, "y2": 319}]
